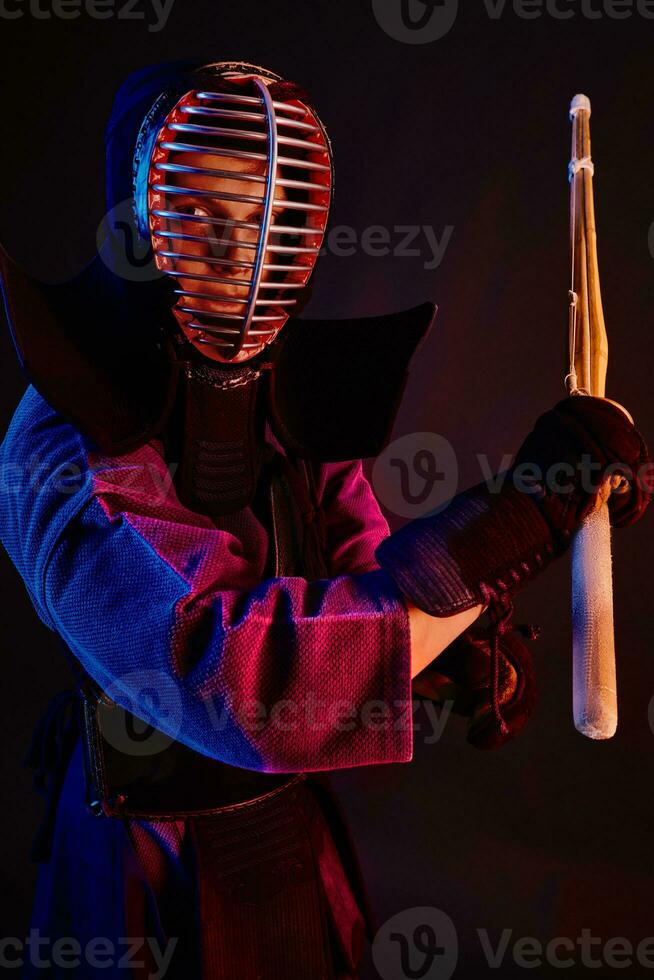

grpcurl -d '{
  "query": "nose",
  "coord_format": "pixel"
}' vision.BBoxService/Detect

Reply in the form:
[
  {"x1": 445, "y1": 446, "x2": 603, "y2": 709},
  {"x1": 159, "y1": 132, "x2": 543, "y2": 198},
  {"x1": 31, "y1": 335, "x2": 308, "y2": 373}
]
[
  {"x1": 212, "y1": 237, "x2": 254, "y2": 277},
  {"x1": 172, "y1": 219, "x2": 262, "y2": 292},
  {"x1": 198, "y1": 218, "x2": 256, "y2": 279}
]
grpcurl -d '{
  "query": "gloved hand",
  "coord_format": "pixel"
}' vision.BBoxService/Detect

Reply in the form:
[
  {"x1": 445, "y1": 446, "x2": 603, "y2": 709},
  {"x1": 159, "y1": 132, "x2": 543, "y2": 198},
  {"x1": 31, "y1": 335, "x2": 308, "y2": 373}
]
[
  {"x1": 379, "y1": 395, "x2": 652, "y2": 747},
  {"x1": 513, "y1": 396, "x2": 651, "y2": 535},
  {"x1": 378, "y1": 395, "x2": 651, "y2": 619},
  {"x1": 412, "y1": 621, "x2": 540, "y2": 750}
]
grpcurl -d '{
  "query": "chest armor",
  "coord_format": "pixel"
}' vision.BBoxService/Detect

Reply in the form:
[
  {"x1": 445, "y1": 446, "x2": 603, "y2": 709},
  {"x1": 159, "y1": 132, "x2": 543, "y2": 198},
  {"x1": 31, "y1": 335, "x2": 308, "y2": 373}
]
[{"x1": 74, "y1": 450, "x2": 329, "y2": 819}]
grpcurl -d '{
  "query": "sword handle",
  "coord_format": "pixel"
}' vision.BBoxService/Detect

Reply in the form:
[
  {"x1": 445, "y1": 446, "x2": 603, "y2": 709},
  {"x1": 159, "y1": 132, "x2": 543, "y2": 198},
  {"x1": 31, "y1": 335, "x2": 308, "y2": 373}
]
[{"x1": 571, "y1": 504, "x2": 617, "y2": 739}]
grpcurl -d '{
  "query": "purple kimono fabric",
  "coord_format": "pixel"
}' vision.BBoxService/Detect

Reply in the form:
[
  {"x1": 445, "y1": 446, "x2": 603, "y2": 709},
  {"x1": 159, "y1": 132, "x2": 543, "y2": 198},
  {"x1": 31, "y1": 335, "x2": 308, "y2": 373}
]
[{"x1": 0, "y1": 386, "x2": 414, "y2": 977}]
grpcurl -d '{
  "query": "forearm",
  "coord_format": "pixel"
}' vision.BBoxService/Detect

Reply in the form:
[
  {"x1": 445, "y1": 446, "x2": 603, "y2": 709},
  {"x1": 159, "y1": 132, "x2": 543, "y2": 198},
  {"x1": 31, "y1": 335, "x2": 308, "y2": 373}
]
[{"x1": 408, "y1": 600, "x2": 486, "y2": 679}]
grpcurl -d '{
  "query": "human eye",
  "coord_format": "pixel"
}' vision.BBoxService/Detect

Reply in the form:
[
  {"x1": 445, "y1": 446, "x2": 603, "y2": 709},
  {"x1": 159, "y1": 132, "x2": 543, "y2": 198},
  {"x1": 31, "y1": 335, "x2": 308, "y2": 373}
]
[
  {"x1": 173, "y1": 204, "x2": 222, "y2": 239},
  {"x1": 176, "y1": 203, "x2": 213, "y2": 221},
  {"x1": 251, "y1": 207, "x2": 285, "y2": 226}
]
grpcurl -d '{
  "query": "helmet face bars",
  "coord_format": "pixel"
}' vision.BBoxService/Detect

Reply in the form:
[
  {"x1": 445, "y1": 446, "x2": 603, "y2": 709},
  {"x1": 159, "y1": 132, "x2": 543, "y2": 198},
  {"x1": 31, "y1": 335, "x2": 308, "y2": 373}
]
[{"x1": 144, "y1": 64, "x2": 333, "y2": 363}]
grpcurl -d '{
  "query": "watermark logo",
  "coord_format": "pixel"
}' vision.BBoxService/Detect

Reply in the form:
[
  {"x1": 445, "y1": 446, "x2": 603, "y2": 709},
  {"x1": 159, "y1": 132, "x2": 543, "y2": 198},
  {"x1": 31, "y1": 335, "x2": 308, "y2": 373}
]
[
  {"x1": 0, "y1": 931, "x2": 177, "y2": 978},
  {"x1": 373, "y1": 906, "x2": 459, "y2": 980},
  {"x1": 478, "y1": 927, "x2": 654, "y2": 970},
  {"x1": 97, "y1": 200, "x2": 163, "y2": 282},
  {"x1": 201, "y1": 692, "x2": 452, "y2": 745},
  {"x1": 99, "y1": 669, "x2": 184, "y2": 756},
  {"x1": 97, "y1": 199, "x2": 454, "y2": 282},
  {"x1": 373, "y1": 912, "x2": 654, "y2": 975},
  {"x1": 372, "y1": 0, "x2": 460, "y2": 43},
  {"x1": 322, "y1": 224, "x2": 454, "y2": 271},
  {"x1": 482, "y1": 0, "x2": 654, "y2": 20},
  {"x1": 0, "y1": 0, "x2": 175, "y2": 31},
  {"x1": 373, "y1": 0, "x2": 654, "y2": 43},
  {"x1": 373, "y1": 432, "x2": 459, "y2": 519}
]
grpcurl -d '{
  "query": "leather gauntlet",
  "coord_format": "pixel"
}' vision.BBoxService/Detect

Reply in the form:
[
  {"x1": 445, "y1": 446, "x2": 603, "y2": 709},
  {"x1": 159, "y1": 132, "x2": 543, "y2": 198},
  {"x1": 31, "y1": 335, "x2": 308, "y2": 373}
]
[
  {"x1": 412, "y1": 622, "x2": 540, "y2": 750},
  {"x1": 378, "y1": 395, "x2": 652, "y2": 747}
]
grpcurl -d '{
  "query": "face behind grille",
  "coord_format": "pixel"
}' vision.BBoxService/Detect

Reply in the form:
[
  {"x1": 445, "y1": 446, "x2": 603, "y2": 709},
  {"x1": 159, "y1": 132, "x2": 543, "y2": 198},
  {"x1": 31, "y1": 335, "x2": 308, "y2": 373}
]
[{"x1": 147, "y1": 70, "x2": 333, "y2": 363}]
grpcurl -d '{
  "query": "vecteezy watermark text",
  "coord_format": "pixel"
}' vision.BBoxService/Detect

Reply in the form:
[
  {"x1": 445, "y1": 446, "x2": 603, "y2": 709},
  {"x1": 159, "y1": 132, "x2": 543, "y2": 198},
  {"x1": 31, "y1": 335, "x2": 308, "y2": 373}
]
[
  {"x1": 96, "y1": 201, "x2": 455, "y2": 281},
  {"x1": 373, "y1": 0, "x2": 654, "y2": 44},
  {"x1": 483, "y1": 0, "x2": 654, "y2": 19},
  {"x1": 0, "y1": 932, "x2": 177, "y2": 978},
  {"x1": 96, "y1": 679, "x2": 455, "y2": 758},
  {"x1": 373, "y1": 431, "x2": 654, "y2": 520},
  {"x1": 373, "y1": 908, "x2": 654, "y2": 978},
  {"x1": 0, "y1": 0, "x2": 175, "y2": 31},
  {"x1": 2, "y1": 444, "x2": 652, "y2": 520},
  {"x1": 321, "y1": 224, "x2": 454, "y2": 271}
]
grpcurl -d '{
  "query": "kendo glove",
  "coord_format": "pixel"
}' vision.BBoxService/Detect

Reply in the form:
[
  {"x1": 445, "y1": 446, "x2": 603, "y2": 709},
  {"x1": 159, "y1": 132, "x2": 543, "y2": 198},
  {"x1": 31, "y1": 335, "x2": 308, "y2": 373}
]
[
  {"x1": 377, "y1": 395, "x2": 652, "y2": 749},
  {"x1": 411, "y1": 621, "x2": 540, "y2": 750}
]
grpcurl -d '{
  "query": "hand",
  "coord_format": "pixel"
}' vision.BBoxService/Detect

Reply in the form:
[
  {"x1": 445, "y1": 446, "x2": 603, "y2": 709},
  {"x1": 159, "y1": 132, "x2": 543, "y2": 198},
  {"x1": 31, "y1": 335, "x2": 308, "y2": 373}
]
[
  {"x1": 513, "y1": 395, "x2": 652, "y2": 537},
  {"x1": 592, "y1": 399, "x2": 633, "y2": 506},
  {"x1": 376, "y1": 393, "x2": 651, "y2": 749},
  {"x1": 413, "y1": 622, "x2": 540, "y2": 750}
]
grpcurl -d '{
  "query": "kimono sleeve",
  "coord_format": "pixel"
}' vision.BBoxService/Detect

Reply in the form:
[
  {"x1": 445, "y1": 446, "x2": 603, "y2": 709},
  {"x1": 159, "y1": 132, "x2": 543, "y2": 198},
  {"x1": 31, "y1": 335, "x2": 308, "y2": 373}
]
[
  {"x1": 316, "y1": 458, "x2": 393, "y2": 577},
  {"x1": 0, "y1": 387, "x2": 413, "y2": 773}
]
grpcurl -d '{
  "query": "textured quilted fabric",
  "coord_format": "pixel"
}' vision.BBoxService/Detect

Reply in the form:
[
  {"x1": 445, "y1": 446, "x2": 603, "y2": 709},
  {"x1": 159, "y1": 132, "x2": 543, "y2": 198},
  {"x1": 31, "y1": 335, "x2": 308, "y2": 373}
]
[{"x1": 0, "y1": 386, "x2": 413, "y2": 773}]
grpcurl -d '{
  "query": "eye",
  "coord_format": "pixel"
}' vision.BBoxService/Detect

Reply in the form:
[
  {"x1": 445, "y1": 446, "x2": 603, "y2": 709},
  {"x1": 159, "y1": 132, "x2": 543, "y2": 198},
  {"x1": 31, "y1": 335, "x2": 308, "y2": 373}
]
[
  {"x1": 251, "y1": 208, "x2": 284, "y2": 226},
  {"x1": 174, "y1": 205, "x2": 208, "y2": 224},
  {"x1": 176, "y1": 205, "x2": 211, "y2": 218},
  {"x1": 174, "y1": 205, "x2": 220, "y2": 239}
]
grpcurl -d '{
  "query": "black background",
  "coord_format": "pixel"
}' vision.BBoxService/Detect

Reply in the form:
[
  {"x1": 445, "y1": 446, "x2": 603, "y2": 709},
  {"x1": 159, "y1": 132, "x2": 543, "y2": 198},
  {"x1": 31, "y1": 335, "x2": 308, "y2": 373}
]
[{"x1": 1, "y1": 2, "x2": 654, "y2": 977}]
